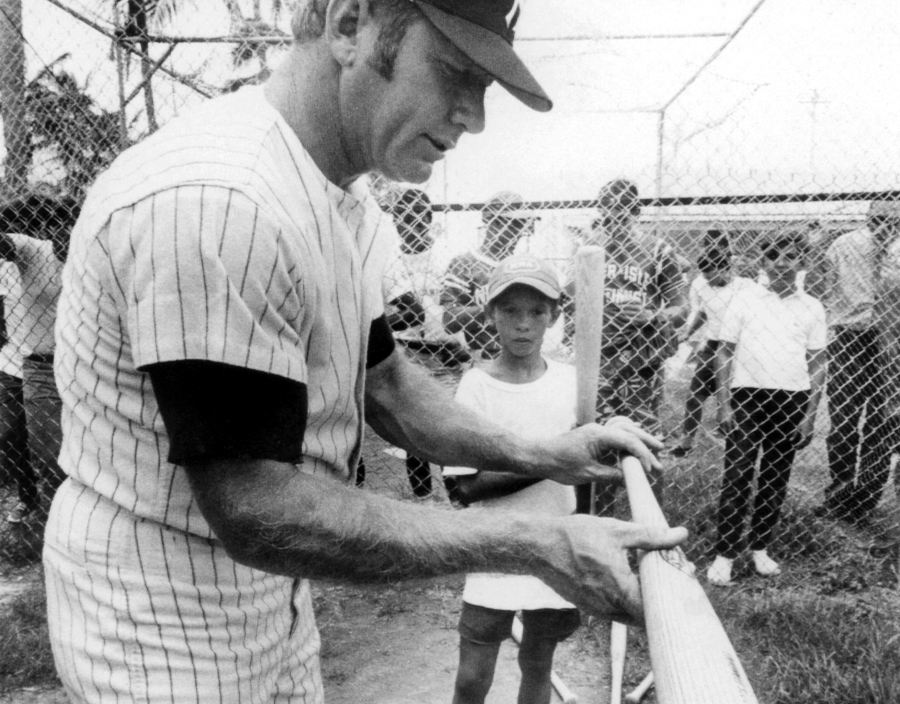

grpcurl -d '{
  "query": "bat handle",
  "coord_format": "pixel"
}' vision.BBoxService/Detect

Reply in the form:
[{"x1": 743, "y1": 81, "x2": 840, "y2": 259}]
[
  {"x1": 623, "y1": 671, "x2": 654, "y2": 703},
  {"x1": 620, "y1": 456, "x2": 669, "y2": 529},
  {"x1": 609, "y1": 621, "x2": 627, "y2": 704}
]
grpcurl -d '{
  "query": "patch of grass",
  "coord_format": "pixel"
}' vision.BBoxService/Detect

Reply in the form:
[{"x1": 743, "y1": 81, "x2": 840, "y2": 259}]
[
  {"x1": 0, "y1": 579, "x2": 60, "y2": 690},
  {"x1": 726, "y1": 590, "x2": 900, "y2": 704}
]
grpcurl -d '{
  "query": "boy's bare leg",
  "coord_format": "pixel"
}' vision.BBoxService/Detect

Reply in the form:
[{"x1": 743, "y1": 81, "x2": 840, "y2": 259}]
[
  {"x1": 453, "y1": 639, "x2": 502, "y2": 704},
  {"x1": 516, "y1": 631, "x2": 559, "y2": 704}
]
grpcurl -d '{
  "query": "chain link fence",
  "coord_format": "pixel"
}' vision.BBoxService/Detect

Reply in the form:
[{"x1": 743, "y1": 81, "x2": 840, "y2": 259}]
[{"x1": 1, "y1": 0, "x2": 899, "y2": 698}]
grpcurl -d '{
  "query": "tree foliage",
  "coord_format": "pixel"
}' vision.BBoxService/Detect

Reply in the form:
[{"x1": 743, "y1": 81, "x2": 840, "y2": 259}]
[{"x1": 26, "y1": 57, "x2": 130, "y2": 200}]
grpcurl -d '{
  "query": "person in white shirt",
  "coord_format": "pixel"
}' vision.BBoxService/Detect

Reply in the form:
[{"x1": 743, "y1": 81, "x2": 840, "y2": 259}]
[
  {"x1": 444, "y1": 255, "x2": 580, "y2": 704},
  {"x1": 672, "y1": 246, "x2": 755, "y2": 457},
  {"x1": 708, "y1": 232, "x2": 827, "y2": 586},
  {"x1": 0, "y1": 195, "x2": 75, "y2": 525}
]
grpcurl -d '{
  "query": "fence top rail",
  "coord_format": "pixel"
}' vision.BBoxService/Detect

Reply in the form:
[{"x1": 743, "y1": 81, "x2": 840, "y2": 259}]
[{"x1": 431, "y1": 190, "x2": 900, "y2": 213}]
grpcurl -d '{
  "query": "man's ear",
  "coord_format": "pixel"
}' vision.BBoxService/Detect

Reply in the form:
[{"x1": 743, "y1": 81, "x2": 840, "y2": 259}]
[{"x1": 326, "y1": 0, "x2": 370, "y2": 67}]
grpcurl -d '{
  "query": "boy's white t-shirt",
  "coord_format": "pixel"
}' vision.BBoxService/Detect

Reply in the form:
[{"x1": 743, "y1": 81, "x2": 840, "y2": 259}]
[
  {"x1": 719, "y1": 281, "x2": 827, "y2": 390},
  {"x1": 444, "y1": 358, "x2": 577, "y2": 610}
]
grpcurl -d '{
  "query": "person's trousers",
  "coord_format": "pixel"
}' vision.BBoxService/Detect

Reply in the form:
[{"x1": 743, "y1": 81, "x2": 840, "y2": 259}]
[
  {"x1": 22, "y1": 355, "x2": 65, "y2": 493},
  {"x1": 714, "y1": 387, "x2": 808, "y2": 557},
  {"x1": 825, "y1": 328, "x2": 898, "y2": 518},
  {"x1": 0, "y1": 371, "x2": 36, "y2": 508}
]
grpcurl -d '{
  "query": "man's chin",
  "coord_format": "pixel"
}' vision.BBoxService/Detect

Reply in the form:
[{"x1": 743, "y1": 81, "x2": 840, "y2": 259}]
[{"x1": 380, "y1": 161, "x2": 433, "y2": 185}]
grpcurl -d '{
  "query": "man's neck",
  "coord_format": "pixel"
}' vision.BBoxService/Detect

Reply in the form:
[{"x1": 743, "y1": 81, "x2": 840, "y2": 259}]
[{"x1": 264, "y1": 46, "x2": 360, "y2": 189}]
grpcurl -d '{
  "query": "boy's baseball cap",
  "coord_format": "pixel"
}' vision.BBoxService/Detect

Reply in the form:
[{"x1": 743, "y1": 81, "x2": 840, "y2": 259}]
[
  {"x1": 487, "y1": 255, "x2": 562, "y2": 303},
  {"x1": 410, "y1": 0, "x2": 552, "y2": 113}
]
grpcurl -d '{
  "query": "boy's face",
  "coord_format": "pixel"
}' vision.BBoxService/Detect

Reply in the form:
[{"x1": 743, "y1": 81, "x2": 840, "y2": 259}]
[
  {"x1": 761, "y1": 241, "x2": 803, "y2": 288},
  {"x1": 487, "y1": 284, "x2": 559, "y2": 359}
]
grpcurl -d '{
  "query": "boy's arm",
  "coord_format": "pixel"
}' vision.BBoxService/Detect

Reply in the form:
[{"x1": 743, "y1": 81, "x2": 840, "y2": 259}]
[
  {"x1": 456, "y1": 471, "x2": 543, "y2": 506},
  {"x1": 715, "y1": 342, "x2": 736, "y2": 435},
  {"x1": 680, "y1": 310, "x2": 707, "y2": 343},
  {"x1": 796, "y1": 349, "x2": 827, "y2": 448},
  {"x1": 658, "y1": 249, "x2": 688, "y2": 328}
]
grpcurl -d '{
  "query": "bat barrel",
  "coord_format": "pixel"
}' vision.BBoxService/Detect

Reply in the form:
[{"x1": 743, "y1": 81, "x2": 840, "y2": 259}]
[{"x1": 620, "y1": 457, "x2": 759, "y2": 704}]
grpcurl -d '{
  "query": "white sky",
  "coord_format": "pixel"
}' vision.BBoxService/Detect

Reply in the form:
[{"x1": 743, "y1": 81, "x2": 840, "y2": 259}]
[{"x1": 8, "y1": 0, "x2": 900, "y2": 232}]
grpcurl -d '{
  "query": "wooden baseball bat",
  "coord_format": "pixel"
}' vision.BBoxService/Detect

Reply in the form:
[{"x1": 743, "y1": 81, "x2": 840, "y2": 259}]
[
  {"x1": 574, "y1": 245, "x2": 605, "y2": 430},
  {"x1": 573, "y1": 245, "x2": 758, "y2": 704},
  {"x1": 610, "y1": 621, "x2": 627, "y2": 704},
  {"x1": 620, "y1": 456, "x2": 759, "y2": 704},
  {"x1": 511, "y1": 616, "x2": 579, "y2": 704},
  {"x1": 624, "y1": 672, "x2": 654, "y2": 704}
]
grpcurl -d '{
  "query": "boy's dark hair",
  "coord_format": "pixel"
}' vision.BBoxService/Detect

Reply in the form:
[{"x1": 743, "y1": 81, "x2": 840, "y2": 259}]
[
  {"x1": 759, "y1": 230, "x2": 809, "y2": 258},
  {"x1": 697, "y1": 250, "x2": 731, "y2": 273}
]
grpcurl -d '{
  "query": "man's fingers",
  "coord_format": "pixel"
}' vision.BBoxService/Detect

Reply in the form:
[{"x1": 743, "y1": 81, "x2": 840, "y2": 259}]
[
  {"x1": 604, "y1": 417, "x2": 664, "y2": 453},
  {"x1": 626, "y1": 525, "x2": 689, "y2": 552}
]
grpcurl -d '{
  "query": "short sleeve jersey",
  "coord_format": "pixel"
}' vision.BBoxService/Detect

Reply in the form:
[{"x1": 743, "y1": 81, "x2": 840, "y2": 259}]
[
  {"x1": 824, "y1": 227, "x2": 900, "y2": 330},
  {"x1": 54, "y1": 87, "x2": 395, "y2": 537},
  {"x1": 719, "y1": 282, "x2": 827, "y2": 391},
  {"x1": 599, "y1": 233, "x2": 682, "y2": 353}
]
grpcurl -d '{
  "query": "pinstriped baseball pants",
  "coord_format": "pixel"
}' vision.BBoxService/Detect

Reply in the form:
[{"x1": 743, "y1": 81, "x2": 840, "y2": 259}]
[{"x1": 43, "y1": 479, "x2": 324, "y2": 703}]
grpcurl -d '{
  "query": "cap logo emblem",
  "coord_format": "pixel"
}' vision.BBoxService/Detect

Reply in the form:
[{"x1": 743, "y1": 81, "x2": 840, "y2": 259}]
[
  {"x1": 506, "y1": 260, "x2": 539, "y2": 272},
  {"x1": 506, "y1": 0, "x2": 521, "y2": 30}
]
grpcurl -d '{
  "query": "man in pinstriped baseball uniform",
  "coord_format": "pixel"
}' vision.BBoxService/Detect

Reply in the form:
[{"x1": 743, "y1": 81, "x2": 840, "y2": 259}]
[{"x1": 45, "y1": 2, "x2": 687, "y2": 702}]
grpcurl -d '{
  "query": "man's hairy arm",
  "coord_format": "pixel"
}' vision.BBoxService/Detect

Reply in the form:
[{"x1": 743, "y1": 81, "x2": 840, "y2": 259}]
[
  {"x1": 185, "y1": 458, "x2": 686, "y2": 625},
  {"x1": 365, "y1": 348, "x2": 663, "y2": 483}
]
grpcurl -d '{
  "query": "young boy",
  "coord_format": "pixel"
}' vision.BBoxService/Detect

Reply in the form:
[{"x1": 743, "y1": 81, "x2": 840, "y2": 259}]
[
  {"x1": 671, "y1": 247, "x2": 755, "y2": 457},
  {"x1": 444, "y1": 255, "x2": 579, "y2": 704},
  {"x1": 707, "y1": 232, "x2": 827, "y2": 586}
]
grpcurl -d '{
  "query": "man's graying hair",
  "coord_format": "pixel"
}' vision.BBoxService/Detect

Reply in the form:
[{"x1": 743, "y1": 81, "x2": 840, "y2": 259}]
[{"x1": 292, "y1": 0, "x2": 423, "y2": 80}]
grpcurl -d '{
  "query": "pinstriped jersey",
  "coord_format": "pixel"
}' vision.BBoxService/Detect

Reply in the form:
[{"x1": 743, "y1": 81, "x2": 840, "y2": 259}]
[{"x1": 54, "y1": 87, "x2": 395, "y2": 537}]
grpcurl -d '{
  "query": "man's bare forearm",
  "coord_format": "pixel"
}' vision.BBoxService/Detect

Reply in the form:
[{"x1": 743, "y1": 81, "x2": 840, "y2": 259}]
[
  {"x1": 186, "y1": 456, "x2": 688, "y2": 624},
  {"x1": 189, "y1": 458, "x2": 552, "y2": 584},
  {"x1": 806, "y1": 350, "x2": 827, "y2": 418},
  {"x1": 366, "y1": 350, "x2": 537, "y2": 475},
  {"x1": 366, "y1": 349, "x2": 663, "y2": 486}
]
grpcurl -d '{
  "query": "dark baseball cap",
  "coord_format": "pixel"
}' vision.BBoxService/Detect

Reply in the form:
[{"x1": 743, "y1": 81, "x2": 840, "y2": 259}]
[{"x1": 411, "y1": 0, "x2": 552, "y2": 112}]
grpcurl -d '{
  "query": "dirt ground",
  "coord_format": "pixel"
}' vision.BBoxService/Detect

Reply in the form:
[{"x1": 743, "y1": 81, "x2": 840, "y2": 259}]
[
  {"x1": 3, "y1": 574, "x2": 643, "y2": 704},
  {"x1": 313, "y1": 577, "x2": 624, "y2": 704}
]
